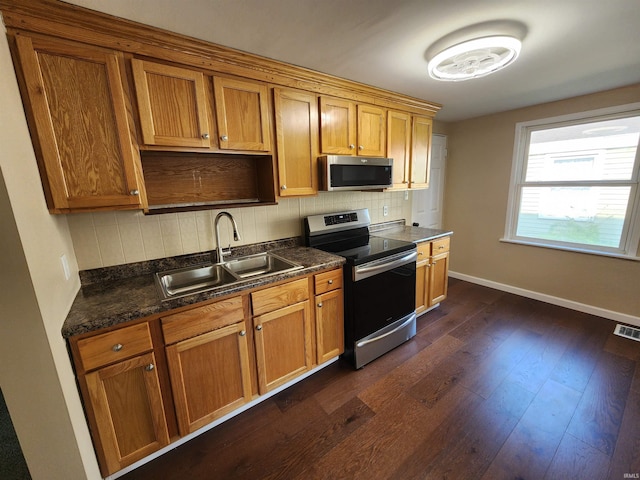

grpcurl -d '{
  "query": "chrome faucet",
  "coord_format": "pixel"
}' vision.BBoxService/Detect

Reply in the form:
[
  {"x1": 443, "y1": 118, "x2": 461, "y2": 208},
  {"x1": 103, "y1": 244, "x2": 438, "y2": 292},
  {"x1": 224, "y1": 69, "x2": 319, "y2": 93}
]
[{"x1": 213, "y1": 211, "x2": 241, "y2": 263}]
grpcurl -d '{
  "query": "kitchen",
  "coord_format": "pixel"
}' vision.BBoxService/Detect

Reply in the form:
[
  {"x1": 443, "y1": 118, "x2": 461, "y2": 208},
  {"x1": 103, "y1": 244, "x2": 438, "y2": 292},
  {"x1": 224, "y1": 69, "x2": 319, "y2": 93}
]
[{"x1": 1, "y1": 1, "x2": 639, "y2": 479}]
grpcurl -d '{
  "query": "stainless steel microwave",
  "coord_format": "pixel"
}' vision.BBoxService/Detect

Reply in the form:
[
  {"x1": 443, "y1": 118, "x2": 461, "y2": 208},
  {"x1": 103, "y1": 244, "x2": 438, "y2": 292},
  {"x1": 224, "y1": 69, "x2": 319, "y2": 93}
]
[{"x1": 319, "y1": 155, "x2": 393, "y2": 191}]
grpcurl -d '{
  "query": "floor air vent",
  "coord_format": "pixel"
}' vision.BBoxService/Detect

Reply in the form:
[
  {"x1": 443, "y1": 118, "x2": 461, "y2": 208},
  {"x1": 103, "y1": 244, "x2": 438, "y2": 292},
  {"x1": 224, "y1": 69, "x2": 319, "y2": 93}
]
[{"x1": 614, "y1": 324, "x2": 640, "y2": 342}]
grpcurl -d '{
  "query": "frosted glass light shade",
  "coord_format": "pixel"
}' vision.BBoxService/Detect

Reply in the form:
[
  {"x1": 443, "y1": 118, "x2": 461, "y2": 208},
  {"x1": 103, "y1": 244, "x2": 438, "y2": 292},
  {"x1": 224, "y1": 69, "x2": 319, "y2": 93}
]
[{"x1": 428, "y1": 35, "x2": 521, "y2": 81}]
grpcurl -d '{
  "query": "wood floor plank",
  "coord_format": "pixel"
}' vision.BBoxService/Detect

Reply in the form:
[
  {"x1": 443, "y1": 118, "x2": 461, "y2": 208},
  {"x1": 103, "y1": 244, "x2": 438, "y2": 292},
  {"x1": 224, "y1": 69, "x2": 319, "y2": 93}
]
[
  {"x1": 566, "y1": 351, "x2": 635, "y2": 456},
  {"x1": 544, "y1": 433, "x2": 610, "y2": 480},
  {"x1": 481, "y1": 379, "x2": 582, "y2": 480},
  {"x1": 608, "y1": 373, "x2": 640, "y2": 479}
]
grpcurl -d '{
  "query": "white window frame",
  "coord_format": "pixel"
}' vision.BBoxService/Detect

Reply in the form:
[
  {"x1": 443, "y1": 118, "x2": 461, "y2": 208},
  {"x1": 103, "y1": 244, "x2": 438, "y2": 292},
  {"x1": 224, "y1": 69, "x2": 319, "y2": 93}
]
[{"x1": 503, "y1": 103, "x2": 640, "y2": 260}]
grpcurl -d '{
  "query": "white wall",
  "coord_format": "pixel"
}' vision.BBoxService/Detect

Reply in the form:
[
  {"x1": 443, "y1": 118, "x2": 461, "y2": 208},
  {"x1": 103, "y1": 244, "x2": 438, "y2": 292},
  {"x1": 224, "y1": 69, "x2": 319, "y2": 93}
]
[{"x1": 0, "y1": 24, "x2": 101, "y2": 480}]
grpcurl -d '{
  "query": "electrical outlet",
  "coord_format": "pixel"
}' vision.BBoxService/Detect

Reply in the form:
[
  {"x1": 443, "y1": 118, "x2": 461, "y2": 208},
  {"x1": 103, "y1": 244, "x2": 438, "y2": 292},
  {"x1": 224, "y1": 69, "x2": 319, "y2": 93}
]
[{"x1": 383, "y1": 205, "x2": 388, "y2": 216}]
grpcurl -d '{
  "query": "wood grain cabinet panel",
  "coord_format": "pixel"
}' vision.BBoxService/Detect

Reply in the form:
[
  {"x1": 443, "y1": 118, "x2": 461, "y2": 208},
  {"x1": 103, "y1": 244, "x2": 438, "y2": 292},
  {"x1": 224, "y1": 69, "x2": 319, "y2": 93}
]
[
  {"x1": 319, "y1": 96, "x2": 357, "y2": 154},
  {"x1": 410, "y1": 115, "x2": 433, "y2": 189},
  {"x1": 315, "y1": 288, "x2": 344, "y2": 364},
  {"x1": 131, "y1": 59, "x2": 212, "y2": 148},
  {"x1": 15, "y1": 35, "x2": 143, "y2": 212},
  {"x1": 77, "y1": 322, "x2": 153, "y2": 371},
  {"x1": 356, "y1": 104, "x2": 386, "y2": 157},
  {"x1": 165, "y1": 322, "x2": 252, "y2": 435},
  {"x1": 213, "y1": 76, "x2": 271, "y2": 151},
  {"x1": 253, "y1": 301, "x2": 313, "y2": 393},
  {"x1": 386, "y1": 110, "x2": 411, "y2": 189},
  {"x1": 415, "y1": 237, "x2": 450, "y2": 314},
  {"x1": 273, "y1": 87, "x2": 319, "y2": 196},
  {"x1": 85, "y1": 352, "x2": 170, "y2": 475}
]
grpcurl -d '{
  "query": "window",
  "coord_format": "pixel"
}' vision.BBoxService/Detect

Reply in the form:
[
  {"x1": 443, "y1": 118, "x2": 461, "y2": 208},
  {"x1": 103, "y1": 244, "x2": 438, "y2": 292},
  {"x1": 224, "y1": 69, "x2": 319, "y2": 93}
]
[{"x1": 504, "y1": 104, "x2": 640, "y2": 258}]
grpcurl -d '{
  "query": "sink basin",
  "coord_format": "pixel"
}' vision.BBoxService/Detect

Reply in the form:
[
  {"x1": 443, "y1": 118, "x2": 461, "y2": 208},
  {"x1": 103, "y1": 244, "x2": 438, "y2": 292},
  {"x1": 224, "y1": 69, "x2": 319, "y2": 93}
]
[
  {"x1": 155, "y1": 252, "x2": 303, "y2": 300},
  {"x1": 223, "y1": 252, "x2": 303, "y2": 279},
  {"x1": 155, "y1": 264, "x2": 237, "y2": 299}
]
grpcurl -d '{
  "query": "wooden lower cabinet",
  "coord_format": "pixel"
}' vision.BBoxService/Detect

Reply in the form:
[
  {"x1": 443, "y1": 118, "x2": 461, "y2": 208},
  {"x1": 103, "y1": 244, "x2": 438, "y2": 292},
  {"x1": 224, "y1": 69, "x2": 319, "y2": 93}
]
[
  {"x1": 253, "y1": 301, "x2": 312, "y2": 393},
  {"x1": 72, "y1": 267, "x2": 344, "y2": 476},
  {"x1": 416, "y1": 236, "x2": 451, "y2": 315},
  {"x1": 84, "y1": 351, "x2": 170, "y2": 475},
  {"x1": 165, "y1": 322, "x2": 252, "y2": 435}
]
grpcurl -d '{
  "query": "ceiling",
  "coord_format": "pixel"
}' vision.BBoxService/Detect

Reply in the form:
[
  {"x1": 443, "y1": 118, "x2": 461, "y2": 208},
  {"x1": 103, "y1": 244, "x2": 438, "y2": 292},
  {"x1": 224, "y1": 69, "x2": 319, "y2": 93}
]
[{"x1": 64, "y1": 0, "x2": 640, "y2": 122}]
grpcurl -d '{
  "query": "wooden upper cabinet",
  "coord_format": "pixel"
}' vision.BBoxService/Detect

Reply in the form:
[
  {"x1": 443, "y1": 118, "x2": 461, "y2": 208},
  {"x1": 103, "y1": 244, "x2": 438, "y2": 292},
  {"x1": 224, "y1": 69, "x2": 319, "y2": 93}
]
[
  {"x1": 386, "y1": 110, "x2": 411, "y2": 189},
  {"x1": 319, "y1": 96, "x2": 356, "y2": 154},
  {"x1": 410, "y1": 115, "x2": 433, "y2": 189},
  {"x1": 15, "y1": 35, "x2": 143, "y2": 212},
  {"x1": 356, "y1": 104, "x2": 386, "y2": 157},
  {"x1": 319, "y1": 97, "x2": 386, "y2": 157},
  {"x1": 131, "y1": 59, "x2": 212, "y2": 148},
  {"x1": 213, "y1": 77, "x2": 271, "y2": 151},
  {"x1": 273, "y1": 88, "x2": 319, "y2": 197}
]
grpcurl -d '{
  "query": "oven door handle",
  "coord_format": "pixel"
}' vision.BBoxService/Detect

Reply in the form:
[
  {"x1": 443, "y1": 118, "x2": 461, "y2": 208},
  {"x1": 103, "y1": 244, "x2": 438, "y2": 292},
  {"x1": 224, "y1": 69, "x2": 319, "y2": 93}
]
[
  {"x1": 353, "y1": 250, "x2": 417, "y2": 281},
  {"x1": 356, "y1": 313, "x2": 416, "y2": 348}
]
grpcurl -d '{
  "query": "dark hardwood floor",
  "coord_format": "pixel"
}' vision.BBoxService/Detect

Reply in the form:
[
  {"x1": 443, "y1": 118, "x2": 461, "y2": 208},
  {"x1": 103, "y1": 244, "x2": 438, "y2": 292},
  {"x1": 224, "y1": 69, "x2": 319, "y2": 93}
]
[{"x1": 122, "y1": 279, "x2": 640, "y2": 480}]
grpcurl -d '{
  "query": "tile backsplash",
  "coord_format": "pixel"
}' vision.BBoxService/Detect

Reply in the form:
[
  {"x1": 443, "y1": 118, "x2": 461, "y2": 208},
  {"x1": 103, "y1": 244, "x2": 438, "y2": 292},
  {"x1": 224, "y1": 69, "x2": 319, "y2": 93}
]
[{"x1": 67, "y1": 191, "x2": 411, "y2": 270}]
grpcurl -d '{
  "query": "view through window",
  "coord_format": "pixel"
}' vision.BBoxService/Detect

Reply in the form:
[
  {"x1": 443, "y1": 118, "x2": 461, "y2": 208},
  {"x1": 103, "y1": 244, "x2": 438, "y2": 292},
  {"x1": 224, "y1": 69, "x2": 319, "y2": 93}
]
[{"x1": 505, "y1": 106, "x2": 640, "y2": 257}]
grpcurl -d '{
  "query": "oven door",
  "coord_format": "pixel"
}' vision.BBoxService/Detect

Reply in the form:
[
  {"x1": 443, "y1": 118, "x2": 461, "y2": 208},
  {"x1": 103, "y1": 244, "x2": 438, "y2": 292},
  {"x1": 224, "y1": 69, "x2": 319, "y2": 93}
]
[{"x1": 346, "y1": 249, "x2": 417, "y2": 343}]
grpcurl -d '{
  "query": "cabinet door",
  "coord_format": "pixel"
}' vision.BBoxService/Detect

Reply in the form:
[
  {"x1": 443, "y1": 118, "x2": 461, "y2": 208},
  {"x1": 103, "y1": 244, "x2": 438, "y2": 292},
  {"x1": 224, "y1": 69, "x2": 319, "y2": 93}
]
[
  {"x1": 357, "y1": 104, "x2": 386, "y2": 157},
  {"x1": 415, "y1": 242, "x2": 431, "y2": 315},
  {"x1": 410, "y1": 115, "x2": 433, "y2": 189},
  {"x1": 16, "y1": 35, "x2": 142, "y2": 211},
  {"x1": 315, "y1": 288, "x2": 344, "y2": 364},
  {"x1": 85, "y1": 352, "x2": 169, "y2": 475},
  {"x1": 428, "y1": 251, "x2": 449, "y2": 307},
  {"x1": 319, "y1": 96, "x2": 356, "y2": 154},
  {"x1": 253, "y1": 301, "x2": 313, "y2": 393},
  {"x1": 273, "y1": 88, "x2": 319, "y2": 196},
  {"x1": 165, "y1": 322, "x2": 252, "y2": 435},
  {"x1": 387, "y1": 110, "x2": 411, "y2": 189},
  {"x1": 213, "y1": 77, "x2": 271, "y2": 151},
  {"x1": 131, "y1": 59, "x2": 212, "y2": 148}
]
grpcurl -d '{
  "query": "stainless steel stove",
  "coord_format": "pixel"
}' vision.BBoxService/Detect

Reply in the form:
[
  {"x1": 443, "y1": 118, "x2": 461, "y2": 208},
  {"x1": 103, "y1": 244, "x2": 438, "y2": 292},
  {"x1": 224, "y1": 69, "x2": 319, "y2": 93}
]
[{"x1": 304, "y1": 209, "x2": 417, "y2": 368}]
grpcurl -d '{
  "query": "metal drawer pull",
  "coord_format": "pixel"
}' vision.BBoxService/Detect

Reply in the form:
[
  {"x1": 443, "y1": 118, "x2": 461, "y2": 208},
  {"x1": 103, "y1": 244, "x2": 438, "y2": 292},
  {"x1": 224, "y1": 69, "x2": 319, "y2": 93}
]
[
  {"x1": 202, "y1": 133, "x2": 210, "y2": 139},
  {"x1": 317, "y1": 302, "x2": 323, "y2": 308},
  {"x1": 239, "y1": 330, "x2": 246, "y2": 337},
  {"x1": 256, "y1": 325, "x2": 262, "y2": 331},
  {"x1": 112, "y1": 343, "x2": 123, "y2": 352},
  {"x1": 145, "y1": 364, "x2": 155, "y2": 372},
  {"x1": 328, "y1": 279, "x2": 333, "y2": 285},
  {"x1": 221, "y1": 135, "x2": 228, "y2": 141}
]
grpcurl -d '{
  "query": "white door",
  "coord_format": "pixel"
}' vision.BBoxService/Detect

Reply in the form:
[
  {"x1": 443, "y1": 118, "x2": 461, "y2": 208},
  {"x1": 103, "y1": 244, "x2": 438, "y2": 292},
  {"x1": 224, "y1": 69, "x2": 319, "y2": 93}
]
[{"x1": 411, "y1": 134, "x2": 447, "y2": 228}]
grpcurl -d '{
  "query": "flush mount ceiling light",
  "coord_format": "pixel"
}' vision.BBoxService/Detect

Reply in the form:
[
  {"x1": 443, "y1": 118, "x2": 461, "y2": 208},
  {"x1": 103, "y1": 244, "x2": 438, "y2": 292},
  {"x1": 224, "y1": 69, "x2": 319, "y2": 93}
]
[{"x1": 428, "y1": 35, "x2": 522, "y2": 82}]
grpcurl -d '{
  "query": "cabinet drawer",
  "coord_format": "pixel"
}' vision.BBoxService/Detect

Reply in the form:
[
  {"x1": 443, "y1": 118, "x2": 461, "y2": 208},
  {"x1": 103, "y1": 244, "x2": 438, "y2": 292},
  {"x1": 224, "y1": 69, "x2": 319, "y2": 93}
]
[
  {"x1": 314, "y1": 269, "x2": 343, "y2": 295},
  {"x1": 77, "y1": 322, "x2": 153, "y2": 372},
  {"x1": 251, "y1": 278, "x2": 309, "y2": 316},
  {"x1": 161, "y1": 295, "x2": 245, "y2": 345},
  {"x1": 416, "y1": 242, "x2": 431, "y2": 261},
  {"x1": 431, "y1": 236, "x2": 450, "y2": 255}
]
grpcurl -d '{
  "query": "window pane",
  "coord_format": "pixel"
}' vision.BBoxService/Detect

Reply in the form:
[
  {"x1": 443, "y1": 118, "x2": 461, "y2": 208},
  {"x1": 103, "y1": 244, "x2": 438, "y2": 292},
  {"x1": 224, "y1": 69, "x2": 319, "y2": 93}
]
[
  {"x1": 525, "y1": 116, "x2": 640, "y2": 181},
  {"x1": 516, "y1": 186, "x2": 631, "y2": 247}
]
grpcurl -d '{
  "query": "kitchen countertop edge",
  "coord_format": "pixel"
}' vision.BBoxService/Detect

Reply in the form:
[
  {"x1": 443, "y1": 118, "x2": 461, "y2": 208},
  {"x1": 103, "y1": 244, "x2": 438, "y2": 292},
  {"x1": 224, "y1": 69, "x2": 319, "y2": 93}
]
[{"x1": 62, "y1": 244, "x2": 345, "y2": 339}]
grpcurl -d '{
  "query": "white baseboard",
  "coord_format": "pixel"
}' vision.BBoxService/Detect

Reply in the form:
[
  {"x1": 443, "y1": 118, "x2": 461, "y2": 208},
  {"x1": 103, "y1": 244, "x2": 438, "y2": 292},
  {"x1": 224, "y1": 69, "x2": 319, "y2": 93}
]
[{"x1": 449, "y1": 271, "x2": 640, "y2": 328}]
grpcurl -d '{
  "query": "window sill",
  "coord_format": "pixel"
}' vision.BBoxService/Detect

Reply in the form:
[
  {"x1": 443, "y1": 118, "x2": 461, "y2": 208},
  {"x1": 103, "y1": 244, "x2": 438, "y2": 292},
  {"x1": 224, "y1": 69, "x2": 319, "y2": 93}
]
[{"x1": 499, "y1": 238, "x2": 640, "y2": 262}]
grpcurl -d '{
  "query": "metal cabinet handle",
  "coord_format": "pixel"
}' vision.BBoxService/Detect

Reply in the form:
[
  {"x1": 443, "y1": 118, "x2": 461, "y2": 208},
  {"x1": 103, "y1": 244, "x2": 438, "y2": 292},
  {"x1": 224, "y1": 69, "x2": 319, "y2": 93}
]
[
  {"x1": 349, "y1": 144, "x2": 355, "y2": 149},
  {"x1": 202, "y1": 133, "x2": 210, "y2": 139},
  {"x1": 328, "y1": 279, "x2": 333, "y2": 285},
  {"x1": 317, "y1": 302, "x2": 323, "y2": 308},
  {"x1": 221, "y1": 135, "x2": 228, "y2": 141},
  {"x1": 239, "y1": 330, "x2": 246, "y2": 337},
  {"x1": 112, "y1": 343, "x2": 123, "y2": 352},
  {"x1": 129, "y1": 190, "x2": 139, "y2": 196},
  {"x1": 358, "y1": 145, "x2": 364, "y2": 150},
  {"x1": 145, "y1": 364, "x2": 155, "y2": 372},
  {"x1": 256, "y1": 325, "x2": 262, "y2": 331},
  {"x1": 281, "y1": 185, "x2": 287, "y2": 190}
]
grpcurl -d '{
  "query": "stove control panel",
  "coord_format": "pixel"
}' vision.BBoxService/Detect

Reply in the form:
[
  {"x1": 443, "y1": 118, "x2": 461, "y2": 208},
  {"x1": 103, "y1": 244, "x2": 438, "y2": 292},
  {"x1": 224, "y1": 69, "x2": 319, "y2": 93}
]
[{"x1": 324, "y1": 212, "x2": 358, "y2": 226}]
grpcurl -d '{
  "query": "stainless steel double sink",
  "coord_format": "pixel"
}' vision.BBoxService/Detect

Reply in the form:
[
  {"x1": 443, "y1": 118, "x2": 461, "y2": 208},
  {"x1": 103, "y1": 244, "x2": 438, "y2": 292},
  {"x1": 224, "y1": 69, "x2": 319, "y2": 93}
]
[{"x1": 155, "y1": 251, "x2": 304, "y2": 300}]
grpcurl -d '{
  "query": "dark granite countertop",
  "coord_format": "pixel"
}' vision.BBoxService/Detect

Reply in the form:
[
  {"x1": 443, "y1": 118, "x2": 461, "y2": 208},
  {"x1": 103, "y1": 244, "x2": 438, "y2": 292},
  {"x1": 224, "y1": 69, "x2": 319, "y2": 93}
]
[
  {"x1": 62, "y1": 238, "x2": 345, "y2": 338},
  {"x1": 370, "y1": 220, "x2": 453, "y2": 244}
]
